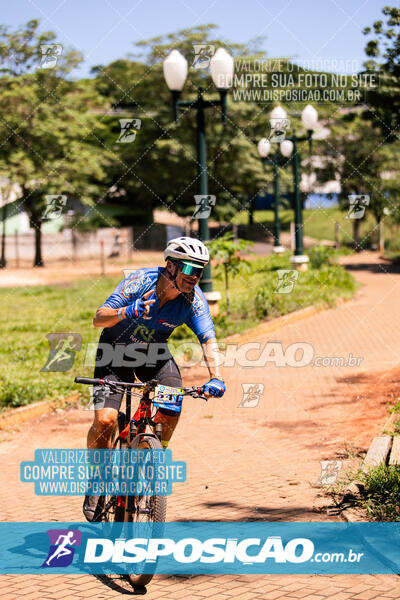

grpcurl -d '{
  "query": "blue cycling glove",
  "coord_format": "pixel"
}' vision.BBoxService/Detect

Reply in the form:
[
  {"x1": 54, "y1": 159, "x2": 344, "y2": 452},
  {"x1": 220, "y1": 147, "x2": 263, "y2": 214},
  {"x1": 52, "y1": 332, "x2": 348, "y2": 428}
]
[
  {"x1": 203, "y1": 378, "x2": 226, "y2": 398},
  {"x1": 125, "y1": 298, "x2": 148, "y2": 320}
]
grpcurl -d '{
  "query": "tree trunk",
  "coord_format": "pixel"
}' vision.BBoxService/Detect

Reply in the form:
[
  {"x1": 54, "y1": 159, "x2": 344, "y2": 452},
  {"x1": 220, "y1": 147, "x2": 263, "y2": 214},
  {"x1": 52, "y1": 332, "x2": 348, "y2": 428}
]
[
  {"x1": 224, "y1": 264, "x2": 230, "y2": 315},
  {"x1": 379, "y1": 218, "x2": 384, "y2": 254},
  {"x1": 248, "y1": 197, "x2": 254, "y2": 226},
  {"x1": 34, "y1": 222, "x2": 44, "y2": 267},
  {"x1": 353, "y1": 219, "x2": 361, "y2": 252}
]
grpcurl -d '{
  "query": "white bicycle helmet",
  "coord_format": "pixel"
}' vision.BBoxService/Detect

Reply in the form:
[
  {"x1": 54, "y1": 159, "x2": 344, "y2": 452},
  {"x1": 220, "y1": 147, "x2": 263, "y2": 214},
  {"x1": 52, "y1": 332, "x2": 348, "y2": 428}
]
[{"x1": 164, "y1": 236, "x2": 209, "y2": 266}]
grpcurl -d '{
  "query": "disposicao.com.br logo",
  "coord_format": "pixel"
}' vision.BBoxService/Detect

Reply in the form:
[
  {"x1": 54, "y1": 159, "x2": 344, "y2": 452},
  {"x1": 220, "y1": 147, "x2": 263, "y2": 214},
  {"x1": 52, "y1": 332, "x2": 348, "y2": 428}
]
[
  {"x1": 42, "y1": 529, "x2": 82, "y2": 568},
  {"x1": 84, "y1": 535, "x2": 364, "y2": 566},
  {"x1": 1, "y1": 522, "x2": 399, "y2": 575}
]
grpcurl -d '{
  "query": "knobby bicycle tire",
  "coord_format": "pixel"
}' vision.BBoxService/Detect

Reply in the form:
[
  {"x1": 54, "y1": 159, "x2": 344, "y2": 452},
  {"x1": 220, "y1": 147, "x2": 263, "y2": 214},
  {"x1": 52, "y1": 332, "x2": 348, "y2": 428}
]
[
  {"x1": 124, "y1": 433, "x2": 167, "y2": 586},
  {"x1": 101, "y1": 425, "x2": 167, "y2": 586}
]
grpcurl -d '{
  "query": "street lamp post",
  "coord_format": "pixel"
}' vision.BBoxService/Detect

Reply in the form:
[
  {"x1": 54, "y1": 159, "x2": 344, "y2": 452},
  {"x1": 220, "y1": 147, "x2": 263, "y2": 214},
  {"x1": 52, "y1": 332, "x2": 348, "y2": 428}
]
[
  {"x1": 257, "y1": 138, "x2": 285, "y2": 253},
  {"x1": 274, "y1": 104, "x2": 319, "y2": 270},
  {"x1": 163, "y1": 48, "x2": 234, "y2": 298},
  {"x1": 0, "y1": 202, "x2": 6, "y2": 268}
]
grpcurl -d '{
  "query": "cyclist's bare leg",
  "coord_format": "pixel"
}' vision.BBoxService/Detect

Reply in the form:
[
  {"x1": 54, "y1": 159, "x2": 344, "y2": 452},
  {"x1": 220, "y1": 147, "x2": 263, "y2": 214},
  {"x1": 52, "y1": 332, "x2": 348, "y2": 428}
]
[
  {"x1": 84, "y1": 408, "x2": 118, "y2": 521},
  {"x1": 87, "y1": 407, "x2": 118, "y2": 449},
  {"x1": 153, "y1": 411, "x2": 180, "y2": 448}
]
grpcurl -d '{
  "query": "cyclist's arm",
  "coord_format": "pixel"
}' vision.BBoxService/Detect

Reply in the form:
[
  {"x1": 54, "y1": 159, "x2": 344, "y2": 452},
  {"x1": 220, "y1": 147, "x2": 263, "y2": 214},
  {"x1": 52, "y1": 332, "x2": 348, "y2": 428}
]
[
  {"x1": 93, "y1": 271, "x2": 154, "y2": 328},
  {"x1": 93, "y1": 293, "x2": 155, "y2": 327},
  {"x1": 93, "y1": 306, "x2": 127, "y2": 328},
  {"x1": 200, "y1": 336, "x2": 222, "y2": 379},
  {"x1": 184, "y1": 289, "x2": 221, "y2": 378},
  {"x1": 93, "y1": 280, "x2": 131, "y2": 327}
]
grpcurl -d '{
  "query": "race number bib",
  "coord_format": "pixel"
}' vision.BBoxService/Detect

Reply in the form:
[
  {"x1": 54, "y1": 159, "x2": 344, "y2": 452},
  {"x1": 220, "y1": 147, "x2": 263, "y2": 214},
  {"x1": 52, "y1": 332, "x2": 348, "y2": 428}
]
[{"x1": 153, "y1": 385, "x2": 184, "y2": 413}]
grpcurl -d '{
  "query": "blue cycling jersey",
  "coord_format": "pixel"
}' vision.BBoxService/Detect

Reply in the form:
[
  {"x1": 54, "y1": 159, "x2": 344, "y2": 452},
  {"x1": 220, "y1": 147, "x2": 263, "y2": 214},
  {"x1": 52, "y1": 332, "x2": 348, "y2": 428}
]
[{"x1": 99, "y1": 267, "x2": 215, "y2": 345}]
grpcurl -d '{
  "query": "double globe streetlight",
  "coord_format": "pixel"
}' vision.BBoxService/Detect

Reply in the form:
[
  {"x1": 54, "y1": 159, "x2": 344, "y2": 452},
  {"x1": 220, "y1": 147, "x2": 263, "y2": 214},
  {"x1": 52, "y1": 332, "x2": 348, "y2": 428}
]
[
  {"x1": 257, "y1": 131, "x2": 293, "y2": 255},
  {"x1": 257, "y1": 104, "x2": 318, "y2": 269},
  {"x1": 163, "y1": 48, "x2": 234, "y2": 300}
]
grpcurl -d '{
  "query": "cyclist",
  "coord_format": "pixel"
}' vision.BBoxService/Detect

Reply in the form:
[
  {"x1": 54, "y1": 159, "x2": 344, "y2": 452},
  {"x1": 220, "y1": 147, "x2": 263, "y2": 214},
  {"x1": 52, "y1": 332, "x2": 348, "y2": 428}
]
[{"x1": 83, "y1": 236, "x2": 226, "y2": 521}]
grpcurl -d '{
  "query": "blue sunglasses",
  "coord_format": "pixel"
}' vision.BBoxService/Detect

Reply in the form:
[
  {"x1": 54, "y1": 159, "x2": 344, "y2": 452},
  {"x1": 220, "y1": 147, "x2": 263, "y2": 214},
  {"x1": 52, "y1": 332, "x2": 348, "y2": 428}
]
[{"x1": 175, "y1": 261, "x2": 204, "y2": 277}]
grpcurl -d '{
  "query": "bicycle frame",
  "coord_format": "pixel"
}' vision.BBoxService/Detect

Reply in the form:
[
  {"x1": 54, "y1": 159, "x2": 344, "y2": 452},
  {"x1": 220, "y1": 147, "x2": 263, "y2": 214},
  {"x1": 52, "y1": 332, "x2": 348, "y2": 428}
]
[
  {"x1": 114, "y1": 392, "x2": 157, "y2": 448},
  {"x1": 75, "y1": 375, "x2": 206, "y2": 520},
  {"x1": 75, "y1": 376, "x2": 205, "y2": 450}
]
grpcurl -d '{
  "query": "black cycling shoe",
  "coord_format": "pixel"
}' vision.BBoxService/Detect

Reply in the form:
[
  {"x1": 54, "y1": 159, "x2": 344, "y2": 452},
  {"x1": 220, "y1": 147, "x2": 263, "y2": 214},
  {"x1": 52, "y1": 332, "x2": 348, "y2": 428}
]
[{"x1": 83, "y1": 495, "x2": 103, "y2": 522}]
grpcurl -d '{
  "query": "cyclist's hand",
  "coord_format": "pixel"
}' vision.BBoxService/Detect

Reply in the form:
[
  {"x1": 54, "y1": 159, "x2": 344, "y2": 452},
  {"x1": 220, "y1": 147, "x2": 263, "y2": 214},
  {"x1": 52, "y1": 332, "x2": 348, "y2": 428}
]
[
  {"x1": 202, "y1": 378, "x2": 226, "y2": 398},
  {"x1": 125, "y1": 290, "x2": 156, "y2": 319}
]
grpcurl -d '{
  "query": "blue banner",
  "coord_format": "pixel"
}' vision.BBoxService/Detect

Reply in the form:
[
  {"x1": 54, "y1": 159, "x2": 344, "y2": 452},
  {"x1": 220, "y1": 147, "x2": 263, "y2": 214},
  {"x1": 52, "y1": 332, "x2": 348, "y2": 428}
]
[{"x1": 1, "y1": 522, "x2": 399, "y2": 574}]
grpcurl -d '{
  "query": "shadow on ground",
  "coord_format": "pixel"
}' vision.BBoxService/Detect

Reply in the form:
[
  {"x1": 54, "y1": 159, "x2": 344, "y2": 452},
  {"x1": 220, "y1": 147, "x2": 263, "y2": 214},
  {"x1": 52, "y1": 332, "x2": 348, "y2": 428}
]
[
  {"x1": 176, "y1": 501, "x2": 315, "y2": 521},
  {"x1": 94, "y1": 573, "x2": 147, "y2": 595},
  {"x1": 344, "y1": 261, "x2": 400, "y2": 274}
]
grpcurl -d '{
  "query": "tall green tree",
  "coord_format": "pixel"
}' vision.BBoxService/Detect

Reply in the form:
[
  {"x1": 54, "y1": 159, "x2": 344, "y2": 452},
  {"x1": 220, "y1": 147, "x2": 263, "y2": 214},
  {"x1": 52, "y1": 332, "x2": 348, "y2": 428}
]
[
  {"x1": 92, "y1": 25, "x2": 269, "y2": 228},
  {"x1": 362, "y1": 5, "x2": 400, "y2": 225},
  {"x1": 363, "y1": 6, "x2": 400, "y2": 140},
  {"x1": 92, "y1": 26, "x2": 357, "y2": 237},
  {"x1": 0, "y1": 20, "x2": 114, "y2": 266},
  {"x1": 315, "y1": 110, "x2": 400, "y2": 248}
]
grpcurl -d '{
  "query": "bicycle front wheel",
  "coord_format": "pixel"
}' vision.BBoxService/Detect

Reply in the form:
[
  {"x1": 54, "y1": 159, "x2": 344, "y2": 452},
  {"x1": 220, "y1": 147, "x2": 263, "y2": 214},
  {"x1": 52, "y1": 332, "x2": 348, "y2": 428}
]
[
  {"x1": 124, "y1": 433, "x2": 167, "y2": 586},
  {"x1": 129, "y1": 433, "x2": 167, "y2": 523}
]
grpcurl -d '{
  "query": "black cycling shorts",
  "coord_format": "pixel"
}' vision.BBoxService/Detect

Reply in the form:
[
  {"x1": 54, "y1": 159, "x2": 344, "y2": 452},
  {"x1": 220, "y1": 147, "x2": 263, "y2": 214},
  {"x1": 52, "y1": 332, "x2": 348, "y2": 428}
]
[{"x1": 92, "y1": 352, "x2": 182, "y2": 413}]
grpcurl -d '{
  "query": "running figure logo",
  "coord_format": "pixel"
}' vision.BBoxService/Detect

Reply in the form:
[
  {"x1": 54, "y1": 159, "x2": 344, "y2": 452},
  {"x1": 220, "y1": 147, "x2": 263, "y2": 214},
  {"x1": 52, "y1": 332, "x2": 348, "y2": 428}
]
[
  {"x1": 41, "y1": 333, "x2": 82, "y2": 372},
  {"x1": 269, "y1": 118, "x2": 291, "y2": 142},
  {"x1": 318, "y1": 460, "x2": 342, "y2": 485},
  {"x1": 40, "y1": 44, "x2": 63, "y2": 69},
  {"x1": 41, "y1": 529, "x2": 82, "y2": 568},
  {"x1": 193, "y1": 195, "x2": 216, "y2": 219},
  {"x1": 238, "y1": 383, "x2": 264, "y2": 408},
  {"x1": 117, "y1": 118, "x2": 141, "y2": 143},
  {"x1": 347, "y1": 195, "x2": 370, "y2": 219},
  {"x1": 85, "y1": 384, "x2": 111, "y2": 411},
  {"x1": 43, "y1": 195, "x2": 67, "y2": 220},
  {"x1": 274, "y1": 270, "x2": 299, "y2": 294},
  {"x1": 192, "y1": 44, "x2": 215, "y2": 69}
]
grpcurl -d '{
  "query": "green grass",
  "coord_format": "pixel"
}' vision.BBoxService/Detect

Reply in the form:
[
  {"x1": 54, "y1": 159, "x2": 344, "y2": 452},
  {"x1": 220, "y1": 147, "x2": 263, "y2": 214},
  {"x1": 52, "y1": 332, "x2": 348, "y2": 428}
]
[
  {"x1": 387, "y1": 401, "x2": 400, "y2": 437},
  {"x1": 327, "y1": 463, "x2": 400, "y2": 522},
  {"x1": 0, "y1": 276, "x2": 115, "y2": 410},
  {"x1": 383, "y1": 251, "x2": 400, "y2": 263},
  {"x1": 358, "y1": 465, "x2": 400, "y2": 521},
  {"x1": 233, "y1": 207, "x2": 399, "y2": 248},
  {"x1": 0, "y1": 252, "x2": 357, "y2": 410}
]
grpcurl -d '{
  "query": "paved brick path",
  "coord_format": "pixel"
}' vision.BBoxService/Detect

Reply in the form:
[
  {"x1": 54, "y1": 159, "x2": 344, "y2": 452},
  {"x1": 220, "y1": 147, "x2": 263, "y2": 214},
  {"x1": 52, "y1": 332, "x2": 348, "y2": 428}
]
[{"x1": 1, "y1": 251, "x2": 400, "y2": 598}]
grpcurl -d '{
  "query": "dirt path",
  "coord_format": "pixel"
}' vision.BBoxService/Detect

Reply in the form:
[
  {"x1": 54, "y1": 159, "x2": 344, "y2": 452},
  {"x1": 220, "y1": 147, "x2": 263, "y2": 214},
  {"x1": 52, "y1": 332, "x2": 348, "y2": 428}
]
[
  {"x1": 0, "y1": 234, "x2": 322, "y2": 288},
  {"x1": 1, "y1": 251, "x2": 400, "y2": 598},
  {"x1": 0, "y1": 253, "x2": 164, "y2": 287}
]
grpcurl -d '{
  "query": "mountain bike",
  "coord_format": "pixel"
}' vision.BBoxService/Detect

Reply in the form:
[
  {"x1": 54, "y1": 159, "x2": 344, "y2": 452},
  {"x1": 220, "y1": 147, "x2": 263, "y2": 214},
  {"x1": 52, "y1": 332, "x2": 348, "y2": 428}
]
[{"x1": 75, "y1": 376, "x2": 206, "y2": 586}]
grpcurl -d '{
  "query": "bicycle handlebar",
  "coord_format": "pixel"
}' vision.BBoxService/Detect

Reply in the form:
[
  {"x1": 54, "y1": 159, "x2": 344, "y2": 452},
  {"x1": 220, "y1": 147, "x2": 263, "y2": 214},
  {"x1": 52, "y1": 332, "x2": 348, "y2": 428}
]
[
  {"x1": 74, "y1": 377, "x2": 146, "y2": 388},
  {"x1": 74, "y1": 376, "x2": 207, "y2": 399},
  {"x1": 74, "y1": 377, "x2": 102, "y2": 385}
]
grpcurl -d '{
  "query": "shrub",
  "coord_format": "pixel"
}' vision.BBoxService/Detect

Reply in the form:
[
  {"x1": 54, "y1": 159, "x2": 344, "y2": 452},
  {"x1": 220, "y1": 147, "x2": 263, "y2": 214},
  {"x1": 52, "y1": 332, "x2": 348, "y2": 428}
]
[
  {"x1": 254, "y1": 286, "x2": 273, "y2": 319},
  {"x1": 307, "y1": 245, "x2": 337, "y2": 269},
  {"x1": 360, "y1": 465, "x2": 400, "y2": 521}
]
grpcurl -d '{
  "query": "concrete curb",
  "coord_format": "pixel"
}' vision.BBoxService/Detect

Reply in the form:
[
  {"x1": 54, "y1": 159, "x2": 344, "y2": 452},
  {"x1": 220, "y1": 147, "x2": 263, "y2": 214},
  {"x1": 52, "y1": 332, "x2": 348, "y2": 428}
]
[
  {"x1": 340, "y1": 430, "x2": 396, "y2": 523},
  {"x1": 0, "y1": 393, "x2": 80, "y2": 430},
  {"x1": 341, "y1": 507, "x2": 369, "y2": 522},
  {"x1": 225, "y1": 305, "x2": 321, "y2": 344},
  {"x1": 225, "y1": 297, "x2": 348, "y2": 344}
]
